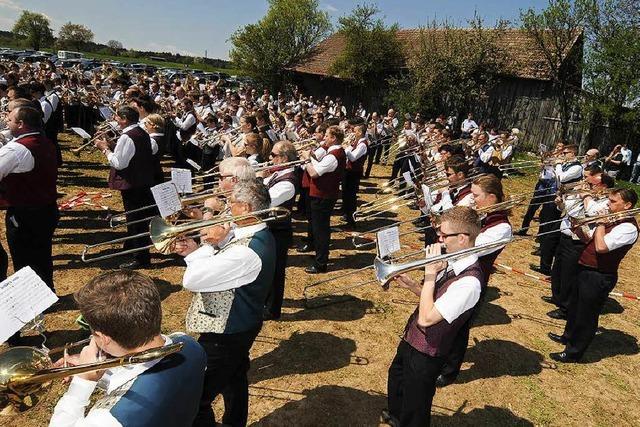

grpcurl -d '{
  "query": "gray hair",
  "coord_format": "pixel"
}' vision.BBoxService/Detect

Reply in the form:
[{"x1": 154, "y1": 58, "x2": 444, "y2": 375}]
[
  {"x1": 274, "y1": 141, "x2": 298, "y2": 162},
  {"x1": 232, "y1": 179, "x2": 271, "y2": 211},
  {"x1": 219, "y1": 157, "x2": 256, "y2": 181}
]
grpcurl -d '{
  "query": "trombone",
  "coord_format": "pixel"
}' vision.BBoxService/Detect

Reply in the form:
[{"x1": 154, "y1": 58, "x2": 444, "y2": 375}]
[
  {"x1": 0, "y1": 339, "x2": 183, "y2": 413},
  {"x1": 82, "y1": 207, "x2": 290, "y2": 263},
  {"x1": 70, "y1": 121, "x2": 120, "y2": 155}
]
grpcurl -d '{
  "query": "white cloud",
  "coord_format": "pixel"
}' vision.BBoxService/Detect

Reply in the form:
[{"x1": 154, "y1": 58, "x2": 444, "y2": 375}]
[
  {"x1": 0, "y1": 0, "x2": 22, "y2": 12},
  {"x1": 323, "y1": 3, "x2": 338, "y2": 13}
]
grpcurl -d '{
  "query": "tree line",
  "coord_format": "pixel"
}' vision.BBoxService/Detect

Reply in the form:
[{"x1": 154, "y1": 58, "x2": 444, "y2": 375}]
[{"x1": 230, "y1": 0, "x2": 639, "y2": 146}]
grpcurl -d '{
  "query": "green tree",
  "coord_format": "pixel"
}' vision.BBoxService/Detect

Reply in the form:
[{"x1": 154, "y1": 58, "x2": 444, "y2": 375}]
[
  {"x1": 521, "y1": 0, "x2": 586, "y2": 140},
  {"x1": 107, "y1": 39, "x2": 124, "y2": 53},
  {"x1": 11, "y1": 11, "x2": 53, "y2": 51},
  {"x1": 230, "y1": 0, "x2": 331, "y2": 90},
  {"x1": 386, "y1": 14, "x2": 510, "y2": 117},
  {"x1": 57, "y1": 22, "x2": 94, "y2": 51},
  {"x1": 581, "y1": 0, "x2": 640, "y2": 146},
  {"x1": 329, "y1": 4, "x2": 403, "y2": 91}
]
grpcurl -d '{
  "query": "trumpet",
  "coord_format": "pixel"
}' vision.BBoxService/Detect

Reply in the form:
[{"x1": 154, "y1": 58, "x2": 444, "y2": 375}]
[
  {"x1": 82, "y1": 207, "x2": 290, "y2": 263},
  {"x1": 0, "y1": 339, "x2": 183, "y2": 413}
]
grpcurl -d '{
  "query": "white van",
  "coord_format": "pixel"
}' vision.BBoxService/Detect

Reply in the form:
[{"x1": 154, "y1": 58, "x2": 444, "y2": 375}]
[{"x1": 57, "y1": 50, "x2": 84, "y2": 60}]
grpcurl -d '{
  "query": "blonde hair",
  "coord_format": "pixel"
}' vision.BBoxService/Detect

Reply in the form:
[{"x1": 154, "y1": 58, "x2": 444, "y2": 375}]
[
  {"x1": 439, "y1": 206, "x2": 481, "y2": 241},
  {"x1": 472, "y1": 175, "x2": 504, "y2": 203},
  {"x1": 145, "y1": 113, "x2": 165, "y2": 130}
]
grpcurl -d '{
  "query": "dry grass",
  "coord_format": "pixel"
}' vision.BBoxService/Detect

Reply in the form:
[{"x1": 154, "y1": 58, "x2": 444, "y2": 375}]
[{"x1": 2, "y1": 133, "x2": 639, "y2": 426}]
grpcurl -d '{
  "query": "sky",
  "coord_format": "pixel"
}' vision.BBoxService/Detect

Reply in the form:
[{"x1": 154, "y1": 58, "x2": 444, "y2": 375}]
[{"x1": 0, "y1": 0, "x2": 550, "y2": 60}]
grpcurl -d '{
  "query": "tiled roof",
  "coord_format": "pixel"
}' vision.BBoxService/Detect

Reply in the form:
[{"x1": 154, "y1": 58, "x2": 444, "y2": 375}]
[{"x1": 290, "y1": 28, "x2": 582, "y2": 81}]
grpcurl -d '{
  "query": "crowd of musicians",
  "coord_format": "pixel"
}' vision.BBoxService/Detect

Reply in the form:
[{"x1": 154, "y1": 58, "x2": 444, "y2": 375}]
[{"x1": 0, "y1": 60, "x2": 638, "y2": 427}]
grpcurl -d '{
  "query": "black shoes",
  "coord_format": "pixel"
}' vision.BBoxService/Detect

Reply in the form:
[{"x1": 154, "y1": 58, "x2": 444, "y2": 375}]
[
  {"x1": 305, "y1": 265, "x2": 327, "y2": 274},
  {"x1": 297, "y1": 244, "x2": 313, "y2": 253},
  {"x1": 549, "y1": 351, "x2": 580, "y2": 363},
  {"x1": 548, "y1": 332, "x2": 567, "y2": 345},
  {"x1": 119, "y1": 259, "x2": 149, "y2": 269},
  {"x1": 541, "y1": 295, "x2": 555, "y2": 304},
  {"x1": 380, "y1": 409, "x2": 400, "y2": 427},
  {"x1": 435, "y1": 374, "x2": 456, "y2": 388},
  {"x1": 514, "y1": 228, "x2": 529, "y2": 236},
  {"x1": 529, "y1": 264, "x2": 550, "y2": 276},
  {"x1": 547, "y1": 309, "x2": 567, "y2": 320}
]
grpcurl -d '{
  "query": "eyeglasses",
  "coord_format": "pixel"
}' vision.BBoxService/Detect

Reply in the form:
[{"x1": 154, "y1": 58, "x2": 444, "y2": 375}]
[{"x1": 436, "y1": 230, "x2": 469, "y2": 239}]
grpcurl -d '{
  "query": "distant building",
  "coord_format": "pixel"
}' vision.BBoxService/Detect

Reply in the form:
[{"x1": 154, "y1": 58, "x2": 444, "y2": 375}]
[{"x1": 289, "y1": 28, "x2": 590, "y2": 150}]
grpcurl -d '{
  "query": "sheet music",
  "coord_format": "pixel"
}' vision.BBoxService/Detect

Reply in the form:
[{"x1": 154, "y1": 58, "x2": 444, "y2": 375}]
[
  {"x1": 151, "y1": 182, "x2": 183, "y2": 218},
  {"x1": 0, "y1": 267, "x2": 58, "y2": 344},
  {"x1": 171, "y1": 168, "x2": 193, "y2": 194},
  {"x1": 70, "y1": 127, "x2": 91, "y2": 140},
  {"x1": 377, "y1": 226, "x2": 401, "y2": 259},
  {"x1": 422, "y1": 184, "x2": 432, "y2": 212}
]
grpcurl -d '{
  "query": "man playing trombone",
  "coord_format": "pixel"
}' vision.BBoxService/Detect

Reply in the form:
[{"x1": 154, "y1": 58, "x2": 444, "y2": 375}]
[
  {"x1": 49, "y1": 270, "x2": 207, "y2": 427},
  {"x1": 95, "y1": 106, "x2": 156, "y2": 269},
  {"x1": 383, "y1": 207, "x2": 486, "y2": 427},
  {"x1": 172, "y1": 180, "x2": 276, "y2": 427}
]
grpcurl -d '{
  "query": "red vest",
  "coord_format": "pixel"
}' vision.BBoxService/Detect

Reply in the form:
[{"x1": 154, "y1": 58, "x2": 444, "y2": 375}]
[
  {"x1": 309, "y1": 147, "x2": 346, "y2": 199},
  {"x1": 478, "y1": 211, "x2": 511, "y2": 283},
  {"x1": 0, "y1": 132, "x2": 58, "y2": 208},
  {"x1": 403, "y1": 261, "x2": 484, "y2": 357},
  {"x1": 579, "y1": 217, "x2": 638, "y2": 274},
  {"x1": 108, "y1": 126, "x2": 155, "y2": 191},
  {"x1": 346, "y1": 138, "x2": 368, "y2": 174},
  {"x1": 452, "y1": 184, "x2": 472, "y2": 206}
]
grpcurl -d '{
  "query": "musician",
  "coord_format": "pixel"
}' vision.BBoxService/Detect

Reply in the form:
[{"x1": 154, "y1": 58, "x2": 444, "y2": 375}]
[
  {"x1": 95, "y1": 106, "x2": 156, "y2": 269},
  {"x1": 546, "y1": 166, "x2": 614, "y2": 320},
  {"x1": 0, "y1": 106, "x2": 58, "y2": 293},
  {"x1": 49, "y1": 270, "x2": 207, "y2": 427},
  {"x1": 299, "y1": 125, "x2": 346, "y2": 273},
  {"x1": 142, "y1": 113, "x2": 167, "y2": 185},
  {"x1": 584, "y1": 148, "x2": 602, "y2": 169},
  {"x1": 33, "y1": 81, "x2": 62, "y2": 165},
  {"x1": 244, "y1": 132, "x2": 268, "y2": 165},
  {"x1": 173, "y1": 180, "x2": 276, "y2": 426},
  {"x1": 174, "y1": 97, "x2": 198, "y2": 169},
  {"x1": 460, "y1": 112, "x2": 478, "y2": 138},
  {"x1": 534, "y1": 144, "x2": 583, "y2": 276},
  {"x1": 384, "y1": 207, "x2": 485, "y2": 427},
  {"x1": 550, "y1": 188, "x2": 638, "y2": 362},
  {"x1": 342, "y1": 122, "x2": 368, "y2": 228},
  {"x1": 263, "y1": 141, "x2": 299, "y2": 319},
  {"x1": 364, "y1": 112, "x2": 384, "y2": 178},
  {"x1": 436, "y1": 175, "x2": 513, "y2": 387},
  {"x1": 429, "y1": 156, "x2": 474, "y2": 214}
]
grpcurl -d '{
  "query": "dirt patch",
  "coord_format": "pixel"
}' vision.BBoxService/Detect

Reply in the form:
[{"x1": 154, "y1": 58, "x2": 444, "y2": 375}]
[{"x1": 2, "y1": 134, "x2": 639, "y2": 426}]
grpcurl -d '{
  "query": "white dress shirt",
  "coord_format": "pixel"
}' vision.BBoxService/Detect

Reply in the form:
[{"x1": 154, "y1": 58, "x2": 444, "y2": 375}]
[
  {"x1": 461, "y1": 119, "x2": 478, "y2": 133},
  {"x1": 148, "y1": 132, "x2": 162, "y2": 156},
  {"x1": 46, "y1": 91, "x2": 60, "y2": 111},
  {"x1": 475, "y1": 222, "x2": 513, "y2": 257},
  {"x1": 106, "y1": 124, "x2": 139, "y2": 170},
  {"x1": 433, "y1": 254, "x2": 481, "y2": 324},
  {"x1": 39, "y1": 95, "x2": 53, "y2": 123},
  {"x1": 264, "y1": 167, "x2": 296, "y2": 207},
  {"x1": 182, "y1": 223, "x2": 266, "y2": 293},
  {"x1": 0, "y1": 131, "x2": 39, "y2": 180},
  {"x1": 48, "y1": 335, "x2": 173, "y2": 427},
  {"x1": 603, "y1": 222, "x2": 638, "y2": 250},
  {"x1": 311, "y1": 145, "x2": 341, "y2": 176},
  {"x1": 345, "y1": 137, "x2": 367, "y2": 162}
]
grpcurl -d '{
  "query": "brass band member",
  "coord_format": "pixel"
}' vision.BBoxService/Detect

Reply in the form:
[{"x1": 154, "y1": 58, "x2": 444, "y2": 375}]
[
  {"x1": 173, "y1": 97, "x2": 198, "y2": 169},
  {"x1": 550, "y1": 188, "x2": 638, "y2": 362},
  {"x1": 1, "y1": 105, "x2": 58, "y2": 293},
  {"x1": 95, "y1": 106, "x2": 156, "y2": 269},
  {"x1": 49, "y1": 271, "x2": 207, "y2": 427},
  {"x1": 299, "y1": 125, "x2": 346, "y2": 273},
  {"x1": 383, "y1": 207, "x2": 485, "y2": 427},
  {"x1": 342, "y1": 121, "x2": 368, "y2": 228},
  {"x1": 173, "y1": 180, "x2": 276, "y2": 427},
  {"x1": 142, "y1": 113, "x2": 167, "y2": 185},
  {"x1": 263, "y1": 141, "x2": 299, "y2": 319}
]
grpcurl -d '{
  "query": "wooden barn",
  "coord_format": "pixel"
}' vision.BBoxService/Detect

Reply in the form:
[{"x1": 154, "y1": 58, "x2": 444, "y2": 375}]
[{"x1": 288, "y1": 28, "x2": 596, "y2": 151}]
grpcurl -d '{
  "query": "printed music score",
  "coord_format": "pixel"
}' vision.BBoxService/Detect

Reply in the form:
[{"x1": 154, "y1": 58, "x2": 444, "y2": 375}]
[
  {"x1": 402, "y1": 171, "x2": 415, "y2": 188},
  {"x1": 377, "y1": 226, "x2": 401, "y2": 259},
  {"x1": 151, "y1": 182, "x2": 183, "y2": 218},
  {"x1": 422, "y1": 184, "x2": 432, "y2": 212},
  {"x1": 171, "y1": 168, "x2": 193, "y2": 194},
  {"x1": 0, "y1": 267, "x2": 58, "y2": 344}
]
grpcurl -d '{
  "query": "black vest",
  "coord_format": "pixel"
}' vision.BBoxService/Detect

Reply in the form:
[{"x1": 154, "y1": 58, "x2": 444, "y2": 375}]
[{"x1": 108, "y1": 126, "x2": 155, "y2": 190}]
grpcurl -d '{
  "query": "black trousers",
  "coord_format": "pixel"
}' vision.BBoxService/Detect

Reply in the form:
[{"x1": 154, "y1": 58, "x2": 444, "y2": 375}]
[
  {"x1": 201, "y1": 147, "x2": 220, "y2": 190},
  {"x1": 390, "y1": 157, "x2": 406, "y2": 181},
  {"x1": 265, "y1": 227, "x2": 292, "y2": 318},
  {"x1": 521, "y1": 180, "x2": 553, "y2": 229},
  {"x1": 6, "y1": 204, "x2": 59, "y2": 290},
  {"x1": 194, "y1": 328, "x2": 260, "y2": 427},
  {"x1": 342, "y1": 170, "x2": 361, "y2": 222},
  {"x1": 562, "y1": 268, "x2": 617, "y2": 359},
  {"x1": 307, "y1": 196, "x2": 336, "y2": 267},
  {"x1": 551, "y1": 235, "x2": 585, "y2": 312},
  {"x1": 297, "y1": 186, "x2": 308, "y2": 216},
  {"x1": 387, "y1": 340, "x2": 444, "y2": 427},
  {"x1": 538, "y1": 202, "x2": 561, "y2": 273},
  {"x1": 121, "y1": 187, "x2": 155, "y2": 264},
  {"x1": 439, "y1": 318, "x2": 472, "y2": 380},
  {"x1": 364, "y1": 143, "x2": 382, "y2": 177}
]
